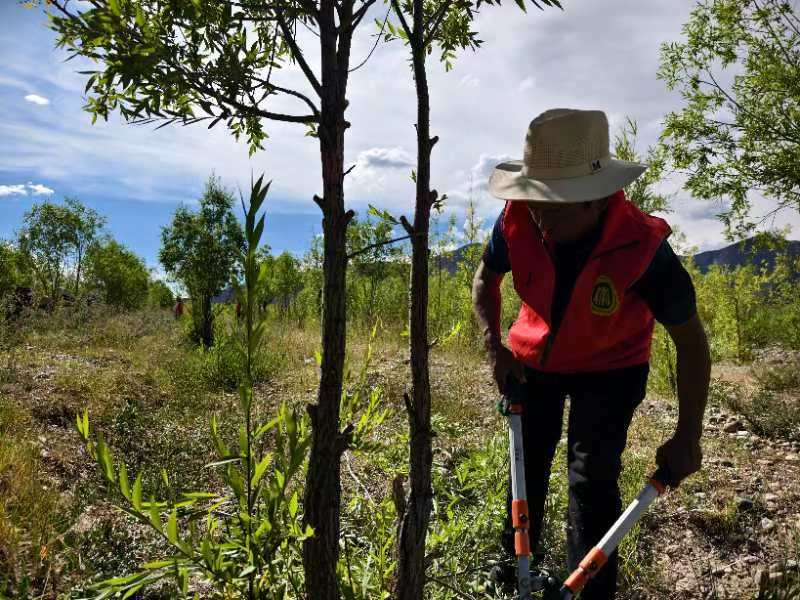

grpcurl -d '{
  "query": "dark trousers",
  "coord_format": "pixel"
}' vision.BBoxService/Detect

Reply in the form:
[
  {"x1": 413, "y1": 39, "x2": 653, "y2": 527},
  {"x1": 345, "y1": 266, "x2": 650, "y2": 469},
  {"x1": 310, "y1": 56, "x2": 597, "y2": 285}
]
[{"x1": 502, "y1": 363, "x2": 649, "y2": 600}]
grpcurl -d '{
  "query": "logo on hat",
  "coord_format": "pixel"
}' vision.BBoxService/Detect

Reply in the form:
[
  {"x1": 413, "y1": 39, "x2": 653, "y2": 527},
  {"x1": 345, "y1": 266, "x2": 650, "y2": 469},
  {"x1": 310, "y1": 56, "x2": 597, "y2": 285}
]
[
  {"x1": 590, "y1": 275, "x2": 619, "y2": 316},
  {"x1": 591, "y1": 159, "x2": 602, "y2": 172}
]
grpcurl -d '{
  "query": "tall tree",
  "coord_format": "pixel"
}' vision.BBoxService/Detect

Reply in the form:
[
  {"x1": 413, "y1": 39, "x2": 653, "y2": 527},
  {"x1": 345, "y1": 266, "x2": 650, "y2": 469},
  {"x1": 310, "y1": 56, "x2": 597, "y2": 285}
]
[
  {"x1": 612, "y1": 117, "x2": 670, "y2": 215},
  {"x1": 159, "y1": 176, "x2": 244, "y2": 347},
  {"x1": 17, "y1": 198, "x2": 105, "y2": 298},
  {"x1": 64, "y1": 196, "x2": 105, "y2": 294},
  {"x1": 384, "y1": 0, "x2": 561, "y2": 596},
  {"x1": 86, "y1": 238, "x2": 150, "y2": 308},
  {"x1": 45, "y1": 0, "x2": 378, "y2": 593},
  {"x1": 657, "y1": 0, "x2": 800, "y2": 236}
]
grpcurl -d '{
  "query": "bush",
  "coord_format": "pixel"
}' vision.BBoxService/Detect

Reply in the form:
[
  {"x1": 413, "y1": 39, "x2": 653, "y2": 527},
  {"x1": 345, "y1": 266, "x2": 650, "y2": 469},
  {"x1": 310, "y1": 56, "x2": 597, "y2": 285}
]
[
  {"x1": 86, "y1": 239, "x2": 149, "y2": 309},
  {"x1": 709, "y1": 378, "x2": 800, "y2": 441},
  {"x1": 147, "y1": 280, "x2": 174, "y2": 309},
  {"x1": 752, "y1": 356, "x2": 800, "y2": 392}
]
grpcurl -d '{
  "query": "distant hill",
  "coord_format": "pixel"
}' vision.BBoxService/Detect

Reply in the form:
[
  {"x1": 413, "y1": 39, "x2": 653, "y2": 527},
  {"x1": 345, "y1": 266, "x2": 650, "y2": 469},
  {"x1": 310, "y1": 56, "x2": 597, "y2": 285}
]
[
  {"x1": 692, "y1": 237, "x2": 800, "y2": 273},
  {"x1": 432, "y1": 243, "x2": 483, "y2": 275},
  {"x1": 435, "y1": 237, "x2": 800, "y2": 276}
]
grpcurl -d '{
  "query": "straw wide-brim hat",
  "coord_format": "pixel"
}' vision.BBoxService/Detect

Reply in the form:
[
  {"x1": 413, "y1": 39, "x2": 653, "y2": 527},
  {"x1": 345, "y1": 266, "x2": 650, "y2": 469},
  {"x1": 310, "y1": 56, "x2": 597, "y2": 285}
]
[{"x1": 488, "y1": 108, "x2": 648, "y2": 203}]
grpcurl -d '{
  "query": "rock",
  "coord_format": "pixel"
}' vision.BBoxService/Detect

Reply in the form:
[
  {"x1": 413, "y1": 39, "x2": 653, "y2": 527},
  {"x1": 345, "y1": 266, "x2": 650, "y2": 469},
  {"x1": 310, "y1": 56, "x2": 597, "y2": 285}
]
[
  {"x1": 737, "y1": 496, "x2": 755, "y2": 511},
  {"x1": 694, "y1": 492, "x2": 707, "y2": 500},
  {"x1": 723, "y1": 420, "x2": 742, "y2": 433},
  {"x1": 764, "y1": 493, "x2": 779, "y2": 503},
  {"x1": 760, "y1": 517, "x2": 776, "y2": 532},
  {"x1": 743, "y1": 555, "x2": 759, "y2": 565},
  {"x1": 785, "y1": 453, "x2": 800, "y2": 463}
]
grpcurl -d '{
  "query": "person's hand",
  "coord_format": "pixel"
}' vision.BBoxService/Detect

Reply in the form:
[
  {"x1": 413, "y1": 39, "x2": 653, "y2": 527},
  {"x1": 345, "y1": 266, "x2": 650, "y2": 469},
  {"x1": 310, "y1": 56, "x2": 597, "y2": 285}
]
[
  {"x1": 655, "y1": 429, "x2": 702, "y2": 487},
  {"x1": 489, "y1": 344, "x2": 526, "y2": 394}
]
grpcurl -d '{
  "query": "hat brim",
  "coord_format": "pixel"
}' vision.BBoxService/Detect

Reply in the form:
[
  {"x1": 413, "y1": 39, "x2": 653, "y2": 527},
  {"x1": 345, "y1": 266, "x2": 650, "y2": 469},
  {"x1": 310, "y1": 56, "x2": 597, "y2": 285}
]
[{"x1": 487, "y1": 158, "x2": 647, "y2": 203}]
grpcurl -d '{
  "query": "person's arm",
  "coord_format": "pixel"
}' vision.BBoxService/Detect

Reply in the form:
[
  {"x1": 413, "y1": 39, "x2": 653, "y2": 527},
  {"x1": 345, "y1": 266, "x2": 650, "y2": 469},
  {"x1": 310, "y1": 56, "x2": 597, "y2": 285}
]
[
  {"x1": 472, "y1": 260, "x2": 526, "y2": 391},
  {"x1": 634, "y1": 240, "x2": 710, "y2": 485},
  {"x1": 655, "y1": 313, "x2": 710, "y2": 484},
  {"x1": 472, "y1": 260, "x2": 504, "y2": 351}
]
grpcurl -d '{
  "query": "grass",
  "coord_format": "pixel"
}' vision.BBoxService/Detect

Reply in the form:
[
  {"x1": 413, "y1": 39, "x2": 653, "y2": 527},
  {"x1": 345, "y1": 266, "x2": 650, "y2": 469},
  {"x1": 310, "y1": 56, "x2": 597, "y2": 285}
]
[
  {"x1": 709, "y1": 377, "x2": 800, "y2": 441},
  {"x1": 2, "y1": 303, "x2": 799, "y2": 598}
]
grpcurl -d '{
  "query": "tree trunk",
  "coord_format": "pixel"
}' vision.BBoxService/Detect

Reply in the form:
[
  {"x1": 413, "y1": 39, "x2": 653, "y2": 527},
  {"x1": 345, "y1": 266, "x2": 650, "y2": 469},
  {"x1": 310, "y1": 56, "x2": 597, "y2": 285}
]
[
  {"x1": 394, "y1": 11, "x2": 435, "y2": 598},
  {"x1": 74, "y1": 247, "x2": 82, "y2": 296},
  {"x1": 302, "y1": 2, "x2": 354, "y2": 598},
  {"x1": 201, "y1": 293, "x2": 213, "y2": 348}
]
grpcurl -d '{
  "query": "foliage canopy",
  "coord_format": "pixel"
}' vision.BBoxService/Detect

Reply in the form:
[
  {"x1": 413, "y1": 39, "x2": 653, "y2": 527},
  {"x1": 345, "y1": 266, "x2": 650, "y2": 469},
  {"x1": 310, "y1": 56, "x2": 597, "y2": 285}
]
[
  {"x1": 658, "y1": 0, "x2": 800, "y2": 235},
  {"x1": 159, "y1": 175, "x2": 244, "y2": 346}
]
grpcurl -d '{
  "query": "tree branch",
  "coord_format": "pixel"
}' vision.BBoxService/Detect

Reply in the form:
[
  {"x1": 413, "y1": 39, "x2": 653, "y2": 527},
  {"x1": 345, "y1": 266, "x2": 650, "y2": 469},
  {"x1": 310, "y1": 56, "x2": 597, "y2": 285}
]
[
  {"x1": 389, "y1": 0, "x2": 414, "y2": 41},
  {"x1": 399, "y1": 215, "x2": 414, "y2": 235},
  {"x1": 253, "y1": 76, "x2": 321, "y2": 116},
  {"x1": 422, "y1": 0, "x2": 454, "y2": 48},
  {"x1": 350, "y1": 4, "x2": 391, "y2": 73},
  {"x1": 347, "y1": 234, "x2": 412, "y2": 260},
  {"x1": 352, "y1": 0, "x2": 379, "y2": 29},
  {"x1": 276, "y1": 14, "x2": 323, "y2": 97}
]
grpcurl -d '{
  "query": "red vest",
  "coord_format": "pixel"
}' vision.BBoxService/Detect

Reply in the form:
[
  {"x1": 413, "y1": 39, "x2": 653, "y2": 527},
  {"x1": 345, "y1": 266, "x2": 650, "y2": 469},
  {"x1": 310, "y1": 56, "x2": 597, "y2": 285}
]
[{"x1": 502, "y1": 191, "x2": 670, "y2": 373}]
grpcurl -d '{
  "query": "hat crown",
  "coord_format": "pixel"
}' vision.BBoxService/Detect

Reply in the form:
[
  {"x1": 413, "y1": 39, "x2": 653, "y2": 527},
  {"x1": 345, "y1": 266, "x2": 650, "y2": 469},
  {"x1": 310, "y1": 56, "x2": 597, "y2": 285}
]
[{"x1": 522, "y1": 109, "x2": 610, "y2": 179}]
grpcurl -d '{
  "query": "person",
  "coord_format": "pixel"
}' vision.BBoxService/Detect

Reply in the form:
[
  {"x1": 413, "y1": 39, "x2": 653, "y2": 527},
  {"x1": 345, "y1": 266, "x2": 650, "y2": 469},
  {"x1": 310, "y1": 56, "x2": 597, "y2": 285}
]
[
  {"x1": 472, "y1": 109, "x2": 711, "y2": 599},
  {"x1": 173, "y1": 296, "x2": 184, "y2": 320}
]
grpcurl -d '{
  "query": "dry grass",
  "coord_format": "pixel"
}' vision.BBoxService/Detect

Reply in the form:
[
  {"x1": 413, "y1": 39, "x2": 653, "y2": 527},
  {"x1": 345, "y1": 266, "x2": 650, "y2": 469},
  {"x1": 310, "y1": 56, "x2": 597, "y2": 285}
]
[{"x1": 2, "y1": 307, "x2": 800, "y2": 598}]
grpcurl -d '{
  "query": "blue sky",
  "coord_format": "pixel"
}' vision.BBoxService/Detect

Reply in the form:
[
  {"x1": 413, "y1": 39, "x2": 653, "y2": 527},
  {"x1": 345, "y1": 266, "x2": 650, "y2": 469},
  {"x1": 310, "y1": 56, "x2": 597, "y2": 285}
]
[{"x1": 2, "y1": 1, "x2": 798, "y2": 275}]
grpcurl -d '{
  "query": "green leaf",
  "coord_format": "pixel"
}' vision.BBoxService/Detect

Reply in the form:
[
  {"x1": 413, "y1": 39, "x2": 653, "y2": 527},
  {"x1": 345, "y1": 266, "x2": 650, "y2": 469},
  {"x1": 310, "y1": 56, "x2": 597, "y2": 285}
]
[
  {"x1": 96, "y1": 434, "x2": 115, "y2": 483},
  {"x1": 288, "y1": 492, "x2": 299, "y2": 518},
  {"x1": 149, "y1": 499, "x2": 162, "y2": 533},
  {"x1": 142, "y1": 560, "x2": 174, "y2": 569},
  {"x1": 251, "y1": 453, "x2": 273, "y2": 488},
  {"x1": 132, "y1": 472, "x2": 143, "y2": 510},
  {"x1": 204, "y1": 457, "x2": 241, "y2": 469},
  {"x1": 239, "y1": 565, "x2": 256, "y2": 578},
  {"x1": 118, "y1": 461, "x2": 130, "y2": 500},
  {"x1": 135, "y1": 5, "x2": 146, "y2": 27},
  {"x1": 167, "y1": 510, "x2": 178, "y2": 544},
  {"x1": 122, "y1": 584, "x2": 144, "y2": 600},
  {"x1": 109, "y1": 0, "x2": 120, "y2": 16},
  {"x1": 367, "y1": 204, "x2": 399, "y2": 225},
  {"x1": 254, "y1": 518, "x2": 272, "y2": 538}
]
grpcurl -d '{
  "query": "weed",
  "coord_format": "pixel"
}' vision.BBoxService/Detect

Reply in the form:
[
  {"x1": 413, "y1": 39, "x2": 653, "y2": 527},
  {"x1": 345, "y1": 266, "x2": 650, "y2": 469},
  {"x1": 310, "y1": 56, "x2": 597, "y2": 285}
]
[
  {"x1": 752, "y1": 357, "x2": 800, "y2": 392},
  {"x1": 710, "y1": 378, "x2": 800, "y2": 440}
]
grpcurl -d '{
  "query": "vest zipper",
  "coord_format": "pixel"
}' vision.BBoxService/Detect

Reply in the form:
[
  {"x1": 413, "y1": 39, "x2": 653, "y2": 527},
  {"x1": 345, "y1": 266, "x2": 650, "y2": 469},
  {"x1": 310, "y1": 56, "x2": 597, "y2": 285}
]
[{"x1": 538, "y1": 240, "x2": 641, "y2": 368}]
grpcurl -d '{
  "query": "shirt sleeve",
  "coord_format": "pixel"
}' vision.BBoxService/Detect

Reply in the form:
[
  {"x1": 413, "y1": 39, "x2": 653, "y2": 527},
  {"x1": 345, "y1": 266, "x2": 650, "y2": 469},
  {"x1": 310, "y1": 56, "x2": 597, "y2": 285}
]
[
  {"x1": 481, "y1": 211, "x2": 511, "y2": 274},
  {"x1": 632, "y1": 240, "x2": 697, "y2": 325}
]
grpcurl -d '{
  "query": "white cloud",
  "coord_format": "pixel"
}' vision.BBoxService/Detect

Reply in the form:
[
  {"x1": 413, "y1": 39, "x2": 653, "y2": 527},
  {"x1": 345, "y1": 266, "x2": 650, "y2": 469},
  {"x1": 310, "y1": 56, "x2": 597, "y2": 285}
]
[
  {"x1": 518, "y1": 76, "x2": 536, "y2": 92},
  {"x1": 354, "y1": 146, "x2": 415, "y2": 170},
  {"x1": 458, "y1": 74, "x2": 480, "y2": 88},
  {"x1": 0, "y1": 182, "x2": 55, "y2": 197},
  {"x1": 24, "y1": 94, "x2": 50, "y2": 106},
  {"x1": 0, "y1": 184, "x2": 28, "y2": 197},
  {"x1": 27, "y1": 183, "x2": 55, "y2": 195},
  {"x1": 4, "y1": 0, "x2": 795, "y2": 251}
]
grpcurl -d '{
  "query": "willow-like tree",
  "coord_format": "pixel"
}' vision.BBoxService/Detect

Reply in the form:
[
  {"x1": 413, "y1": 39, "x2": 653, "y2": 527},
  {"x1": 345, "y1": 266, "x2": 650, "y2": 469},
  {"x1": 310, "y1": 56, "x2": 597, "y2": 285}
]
[
  {"x1": 381, "y1": 0, "x2": 561, "y2": 596},
  {"x1": 657, "y1": 0, "x2": 800, "y2": 236},
  {"x1": 43, "y1": 0, "x2": 379, "y2": 596}
]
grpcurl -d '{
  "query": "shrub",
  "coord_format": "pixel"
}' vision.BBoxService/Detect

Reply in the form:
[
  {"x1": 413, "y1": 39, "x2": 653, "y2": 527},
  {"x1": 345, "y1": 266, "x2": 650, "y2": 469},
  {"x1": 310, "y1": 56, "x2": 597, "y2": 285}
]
[
  {"x1": 709, "y1": 378, "x2": 800, "y2": 441},
  {"x1": 752, "y1": 357, "x2": 800, "y2": 392},
  {"x1": 147, "y1": 280, "x2": 174, "y2": 309},
  {"x1": 85, "y1": 239, "x2": 149, "y2": 309},
  {"x1": 72, "y1": 177, "x2": 311, "y2": 599}
]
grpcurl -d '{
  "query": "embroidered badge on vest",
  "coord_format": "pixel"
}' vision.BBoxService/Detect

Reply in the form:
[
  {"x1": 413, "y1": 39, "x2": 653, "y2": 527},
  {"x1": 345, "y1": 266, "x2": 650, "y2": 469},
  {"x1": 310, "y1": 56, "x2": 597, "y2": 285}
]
[{"x1": 590, "y1": 275, "x2": 620, "y2": 316}]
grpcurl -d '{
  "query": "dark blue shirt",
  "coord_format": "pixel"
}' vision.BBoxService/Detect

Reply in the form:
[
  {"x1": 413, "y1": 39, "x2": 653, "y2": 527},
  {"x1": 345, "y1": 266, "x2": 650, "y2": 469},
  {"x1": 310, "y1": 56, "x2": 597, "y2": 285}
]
[{"x1": 482, "y1": 211, "x2": 697, "y2": 328}]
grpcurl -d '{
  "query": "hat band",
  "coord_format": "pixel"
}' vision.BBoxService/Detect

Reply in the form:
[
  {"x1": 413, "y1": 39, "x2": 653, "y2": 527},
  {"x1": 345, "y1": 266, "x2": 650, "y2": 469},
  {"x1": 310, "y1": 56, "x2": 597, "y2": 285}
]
[{"x1": 521, "y1": 155, "x2": 611, "y2": 180}]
